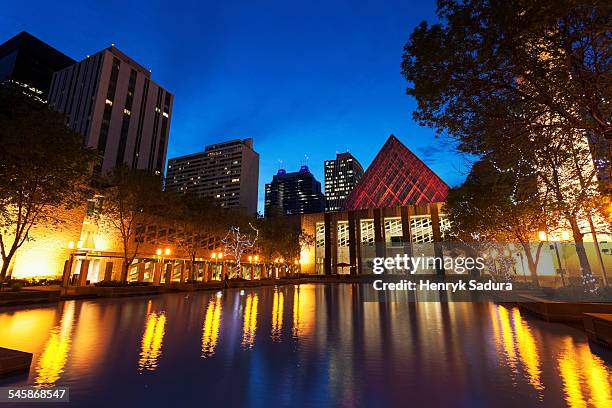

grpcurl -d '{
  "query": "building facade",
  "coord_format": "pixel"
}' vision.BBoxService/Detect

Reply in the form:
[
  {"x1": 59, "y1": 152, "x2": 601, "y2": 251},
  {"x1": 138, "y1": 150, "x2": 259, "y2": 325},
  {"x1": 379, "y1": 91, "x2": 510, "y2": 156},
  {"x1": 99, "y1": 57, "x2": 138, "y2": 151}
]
[
  {"x1": 0, "y1": 31, "x2": 75, "y2": 100},
  {"x1": 48, "y1": 45, "x2": 173, "y2": 175},
  {"x1": 265, "y1": 166, "x2": 325, "y2": 217},
  {"x1": 324, "y1": 152, "x2": 364, "y2": 212},
  {"x1": 300, "y1": 203, "x2": 450, "y2": 275},
  {"x1": 166, "y1": 138, "x2": 259, "y2": 214}
]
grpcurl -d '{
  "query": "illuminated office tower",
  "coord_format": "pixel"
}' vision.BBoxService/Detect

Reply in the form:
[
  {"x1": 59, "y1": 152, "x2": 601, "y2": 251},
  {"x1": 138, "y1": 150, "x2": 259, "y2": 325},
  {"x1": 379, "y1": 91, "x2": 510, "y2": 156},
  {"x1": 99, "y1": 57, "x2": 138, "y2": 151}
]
[
  {"x1": 48, "y1": 45, "x2": 173, "y2": 175},
  {"x1": 166, "y1": 138, "x2": 259, "y2": 215},
  {"x1": 324, "y1": 152, "x2": 364, "y2": 212}
]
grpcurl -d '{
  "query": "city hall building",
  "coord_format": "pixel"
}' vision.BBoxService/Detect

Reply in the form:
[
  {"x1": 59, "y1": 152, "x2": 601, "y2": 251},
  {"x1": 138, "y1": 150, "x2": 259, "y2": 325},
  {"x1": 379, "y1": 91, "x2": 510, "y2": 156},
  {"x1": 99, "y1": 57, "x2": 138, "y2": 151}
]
[{"x1": 300, "y1": 135, "x2": 451, "y2": 275}]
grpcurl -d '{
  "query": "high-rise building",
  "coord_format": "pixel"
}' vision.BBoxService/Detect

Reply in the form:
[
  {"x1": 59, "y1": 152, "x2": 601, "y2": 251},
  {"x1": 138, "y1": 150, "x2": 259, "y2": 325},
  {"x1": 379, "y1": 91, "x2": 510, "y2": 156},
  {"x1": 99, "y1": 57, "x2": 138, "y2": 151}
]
[
  {"x1": 324, "y1": 152, "x2": 364, "y2": 212},
  {"x1": 0, "y1": 31, "x2": 75, "y2": 100},
  {"x1": 343, "y1": 135, "x2": 449, "y2": 210},
  {"x1": 265, "y1": 166, "x2": 324, "y2": 217},
  {"x1": 166, "y1": 138, "x2": 259, "y2": 215},
  {"x1": 48, "y1": 45, "x2": 173, "y2": 175}
]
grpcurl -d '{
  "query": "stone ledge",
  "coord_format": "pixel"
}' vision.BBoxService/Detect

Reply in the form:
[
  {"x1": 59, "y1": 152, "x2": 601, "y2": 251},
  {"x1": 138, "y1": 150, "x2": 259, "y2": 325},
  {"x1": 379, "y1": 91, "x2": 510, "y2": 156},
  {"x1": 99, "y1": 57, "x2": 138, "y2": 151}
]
[
  {"x1": 0, "y1": 347, "x2": 32, "y2": 378},
  {"x1": 583, "y1": 313, "x2": 612, "y2": 348},
  {"x1": 0, "y1": 290, "x2": 60, "y2": 307},
  {"x1": 517, "y1": 294, "x2": 612, "y2": 322}
]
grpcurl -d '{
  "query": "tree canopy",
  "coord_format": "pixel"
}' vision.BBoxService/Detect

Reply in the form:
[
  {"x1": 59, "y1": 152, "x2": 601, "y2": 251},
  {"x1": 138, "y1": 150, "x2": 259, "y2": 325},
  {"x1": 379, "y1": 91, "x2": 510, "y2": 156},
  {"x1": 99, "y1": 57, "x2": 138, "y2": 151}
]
[{"x1": 0, "y1": 83, "x2": 98, "y2": 280}]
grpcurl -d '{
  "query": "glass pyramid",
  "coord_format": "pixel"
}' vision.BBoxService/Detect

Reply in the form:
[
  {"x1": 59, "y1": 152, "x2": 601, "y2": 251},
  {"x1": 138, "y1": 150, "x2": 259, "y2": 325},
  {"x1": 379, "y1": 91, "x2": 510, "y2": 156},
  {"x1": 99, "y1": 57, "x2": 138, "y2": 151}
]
[{"x1": 342, "y1": 135, "x2": 449, "y2": 210}]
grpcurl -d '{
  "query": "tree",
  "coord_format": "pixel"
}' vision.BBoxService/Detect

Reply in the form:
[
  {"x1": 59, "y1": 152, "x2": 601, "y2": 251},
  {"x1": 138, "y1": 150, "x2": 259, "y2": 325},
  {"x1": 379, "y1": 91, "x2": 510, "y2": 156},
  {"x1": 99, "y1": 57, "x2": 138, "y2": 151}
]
[
  {"x1": 101, "y1": 166, "x2": 163, "y2": 282},
  {"x1": 0, "y1": 83, "x2": 97, "y2": 281},
  {"x1": 445, "y1": 158, "x2": 550, "y2": 285},
  {"x1": 171, "y1": 194, "x2": 229, "y2": 280},
  {"x1": 402, "y1": 0, "x2": 611, "y2": 287},
  {"x1": 402, "y1": 0, "x2": 610, "y2": 146},
  {"x1": 258, "y1": 216, "x2": 314, "y2": 274},
  {"x1": 222, "y1": 223, "x2": 259, "y2": 279}
]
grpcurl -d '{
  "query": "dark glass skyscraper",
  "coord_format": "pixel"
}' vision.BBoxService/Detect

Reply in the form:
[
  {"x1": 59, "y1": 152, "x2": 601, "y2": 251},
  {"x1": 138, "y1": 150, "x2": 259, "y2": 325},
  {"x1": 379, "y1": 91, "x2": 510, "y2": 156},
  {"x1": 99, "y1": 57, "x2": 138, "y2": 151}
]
[
  {"x1": 0, "y1": 31, "x2": 75, "y2": 100},
  {"x1": 264, "y1": 166, "x2": 324, "y2": 217},
  {"x1": 324, "y1": 152, "x2": 364, "y2": 212}
]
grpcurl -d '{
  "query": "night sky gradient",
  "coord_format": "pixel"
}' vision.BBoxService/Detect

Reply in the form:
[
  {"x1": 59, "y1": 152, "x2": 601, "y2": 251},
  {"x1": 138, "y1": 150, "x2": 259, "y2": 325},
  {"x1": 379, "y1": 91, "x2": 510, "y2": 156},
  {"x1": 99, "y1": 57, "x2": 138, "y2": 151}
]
[{"x1": 1, "y1": 0, "x2": 470, "y2": 212}]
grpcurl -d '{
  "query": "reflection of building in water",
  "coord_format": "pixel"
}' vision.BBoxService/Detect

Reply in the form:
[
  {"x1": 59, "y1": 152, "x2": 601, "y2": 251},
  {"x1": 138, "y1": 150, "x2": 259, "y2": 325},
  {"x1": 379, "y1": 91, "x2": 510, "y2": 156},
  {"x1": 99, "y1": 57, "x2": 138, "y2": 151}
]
[
  {"x1": 138, "y1": 311, "x2": 166, "y2": 372},
  {"x1": 242, "y1": 293, "x2": 258, "y2": 349},
  {"x1": 35, "y1": 301, "x2": 75, "y2": 387},
  {"x1": 558, "y1": 337, "x2": 611, "y2": 408},
  {"x1": 202, "y1": 297, "x2": 222, "y2": 357},
  {"x1": 292, "y1": 285, "x2": 315, "y2": 339},
  {"x1": 271, "y1": 288, "x2": 284, "y2": 342}
]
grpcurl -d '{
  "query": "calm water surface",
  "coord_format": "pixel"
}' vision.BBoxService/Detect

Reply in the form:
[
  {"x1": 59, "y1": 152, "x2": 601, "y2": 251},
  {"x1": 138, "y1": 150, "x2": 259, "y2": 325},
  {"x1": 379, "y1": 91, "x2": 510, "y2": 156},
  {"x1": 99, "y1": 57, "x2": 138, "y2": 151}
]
[{"x1": 0, "y1": 284, "x2": 611, "y2": 407}]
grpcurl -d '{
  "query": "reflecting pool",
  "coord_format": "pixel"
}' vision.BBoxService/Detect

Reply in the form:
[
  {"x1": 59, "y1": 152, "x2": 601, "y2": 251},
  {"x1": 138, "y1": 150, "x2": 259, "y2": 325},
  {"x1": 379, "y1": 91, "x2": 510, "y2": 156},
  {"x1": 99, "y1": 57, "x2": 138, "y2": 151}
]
[{"x1": 0, "y1": 284, "x2": 611, "y2": 407}]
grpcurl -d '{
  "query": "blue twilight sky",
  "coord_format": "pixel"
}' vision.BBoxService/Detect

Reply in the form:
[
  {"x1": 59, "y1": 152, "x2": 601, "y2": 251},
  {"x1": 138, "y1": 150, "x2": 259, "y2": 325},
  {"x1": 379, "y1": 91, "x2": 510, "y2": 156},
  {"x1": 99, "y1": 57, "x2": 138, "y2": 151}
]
[{"x1": 1, "y1": 0, "x2": 470, "y2": 213}]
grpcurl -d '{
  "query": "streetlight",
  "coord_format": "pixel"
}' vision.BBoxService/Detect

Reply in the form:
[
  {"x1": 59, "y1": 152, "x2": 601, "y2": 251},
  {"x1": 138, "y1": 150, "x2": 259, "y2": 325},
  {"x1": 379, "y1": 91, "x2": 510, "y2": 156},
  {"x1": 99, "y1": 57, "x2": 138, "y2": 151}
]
[
  {"x1": 539, "y1": 230, "x2": 566, "y2": 286},
  {"x1": 211, "y1": 251, "x2": 219, "y2": 280},
  {"x1": 156, "y1": 248, "x2": 167, "y2": 284},
  {"x1": 538, "y1": 230, "x2": 547, "y2": 242}
]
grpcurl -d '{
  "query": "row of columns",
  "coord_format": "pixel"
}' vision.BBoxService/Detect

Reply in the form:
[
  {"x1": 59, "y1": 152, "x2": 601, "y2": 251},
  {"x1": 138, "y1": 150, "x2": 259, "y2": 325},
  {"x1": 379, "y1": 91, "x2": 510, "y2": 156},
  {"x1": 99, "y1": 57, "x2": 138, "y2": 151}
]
[
  {"x1": 322, "y1": 204, "x2": 445, "y2": 275},
  {"x1": 63, "y1": 256, "x2": 297, "y2": 286}
]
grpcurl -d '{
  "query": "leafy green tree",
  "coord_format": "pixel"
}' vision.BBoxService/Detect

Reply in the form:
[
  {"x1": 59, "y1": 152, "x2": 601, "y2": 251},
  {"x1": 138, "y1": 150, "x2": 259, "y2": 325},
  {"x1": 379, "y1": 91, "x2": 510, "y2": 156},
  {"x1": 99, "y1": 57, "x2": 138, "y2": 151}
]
[
  {"x1": 170, "y1": 194, "x2": 230, "y2": 280},
  {"x1": 258, "y1": 216, "x2": 314, "y2": 274},
  {"x1": 402, "y1": 0, "x2": 610, "y2": 286},
  {"x1": 445, "y1": 158, "x2": 549, "y2": 285},
  {"x1": 0, "y1": 84, "x2": 97, "y2": 282},
  {"x1": 101, "y1": 166, "x2": 164, "y2": 282},
  {"x1": 402, "y1": 0, "x2": 610, "y2": 146}
]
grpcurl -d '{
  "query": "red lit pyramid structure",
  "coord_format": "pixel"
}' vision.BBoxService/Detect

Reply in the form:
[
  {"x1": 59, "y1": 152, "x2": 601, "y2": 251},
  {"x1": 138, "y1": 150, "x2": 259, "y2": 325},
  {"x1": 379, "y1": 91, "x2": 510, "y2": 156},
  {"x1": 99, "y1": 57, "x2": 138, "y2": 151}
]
[{"x1": 342, "y1": 135, "x2": 449, "y2": 210}]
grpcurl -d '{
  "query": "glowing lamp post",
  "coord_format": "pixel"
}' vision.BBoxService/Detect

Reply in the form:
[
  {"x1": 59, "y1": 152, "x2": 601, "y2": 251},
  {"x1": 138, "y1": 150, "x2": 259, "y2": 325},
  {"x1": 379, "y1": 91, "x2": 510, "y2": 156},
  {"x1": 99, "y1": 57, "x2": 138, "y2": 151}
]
[
  {"x1": 539, "y1": 230, "x2": 566, "y2": 287},
  {"x1": 294, "y1": 259, "x2": 300, "y2": 275},
  {"x1": 211, "y1": 252, "x2": 218, "y2": 280},
  {"x1": 538, "y1": 230, "x2": 547, "y2": 242}
]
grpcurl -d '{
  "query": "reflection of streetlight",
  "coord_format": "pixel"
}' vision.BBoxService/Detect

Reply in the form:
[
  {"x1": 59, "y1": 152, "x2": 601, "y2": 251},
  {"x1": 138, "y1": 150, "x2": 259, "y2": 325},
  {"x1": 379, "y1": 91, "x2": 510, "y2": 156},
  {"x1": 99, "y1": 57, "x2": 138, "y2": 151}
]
[{"x1": 165, "y1": 248, "x2": 171, "y2": 256}]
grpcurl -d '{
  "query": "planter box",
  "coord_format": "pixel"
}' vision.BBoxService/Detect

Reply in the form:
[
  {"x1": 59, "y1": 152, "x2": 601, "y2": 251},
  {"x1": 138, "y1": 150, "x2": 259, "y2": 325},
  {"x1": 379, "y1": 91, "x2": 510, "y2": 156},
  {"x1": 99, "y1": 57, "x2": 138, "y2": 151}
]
[
  {"x1": 517, "y1": 294, "x2": 612, "y2": 322},
  {"x1": 0, "y1": 347, "x2": 32, "y2": 377},
  {"x1": 583, "y1": 313, "x2": 612, "y2": 348}
]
